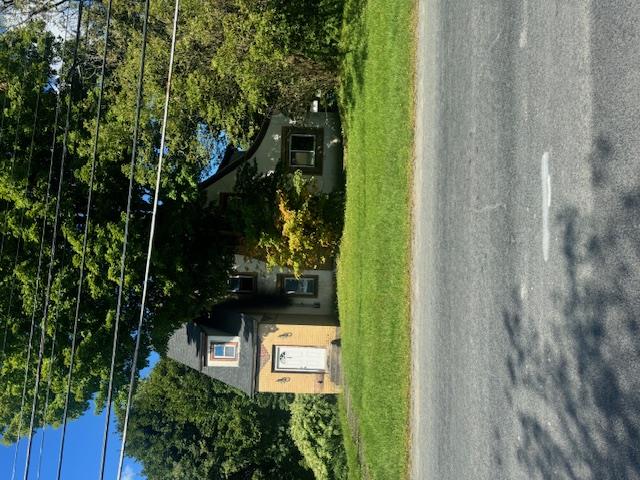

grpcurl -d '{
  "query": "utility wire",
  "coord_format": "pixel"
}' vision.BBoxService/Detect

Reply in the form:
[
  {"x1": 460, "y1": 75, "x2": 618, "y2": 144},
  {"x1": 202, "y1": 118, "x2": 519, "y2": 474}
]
[
  {"x1": 6, "y1": 5, "x2": 71, "y2": 451},
  {"x1": 51, "y1": 0, "x2": 113, "y2": 477},
  {"x1": 98, "y1": 0, "x2": 148, "y2": 478},
  {"x1": 0, "y1": 93, "x2": 7, "y2": 148},
  {"x1": 8, "y1": 89, "x2": 50, "y2": 480},
  {"x1": 35, "y1": 248, "x2": 65, "y2": 480},
  {"x1": 34, "y1": 320, "x2": 58, "y2": 480},
  {"x1": 23, "y1": 1, "x2": 84, "y2": 478},
  {"x1": 10, "y1": 10, "x2": 71, "y2": 477},
  {"x1": 117, "y1": 0, "x2": 180, "y2": 477},
  {"x1": 0, "y1": 104, "x2": 23, "y2": 262},
  {"x1": 7, "y1": 7, "x2": 68, "y2": 478},
  {"x1": 0, "y1": 89, "x2": 41, "y2": 364}
]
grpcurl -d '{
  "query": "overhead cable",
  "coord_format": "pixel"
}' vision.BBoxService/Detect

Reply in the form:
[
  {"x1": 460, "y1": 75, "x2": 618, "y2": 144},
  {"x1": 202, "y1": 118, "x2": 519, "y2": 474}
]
[
  {"x1": 99, "y1": 0, "x2": 149, "y2": 478},
  {"x1": 22, "y1": 1, "x2": 84, "y2": 478},
  {"x1": 35, "y1": 248, "x2": 65, "y2": 480},
  {"x1": 117, "y1": 0, "x2": 181, "y2": 478},
  {"x1": 8, "y1": 86, "x2": 51, "y2": 480},
  {"x1": 53, "y1": 0, "x2": 113, "y2": 477}
]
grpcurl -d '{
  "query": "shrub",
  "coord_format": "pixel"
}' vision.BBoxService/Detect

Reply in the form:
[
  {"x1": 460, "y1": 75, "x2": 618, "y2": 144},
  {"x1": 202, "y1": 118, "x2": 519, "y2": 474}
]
[
  {"x1": 230, "y1": 162, "x2": 344, "y2": 276},
  {"x1": 289, "y1": 394, "x2": 348, "y2": 480}
]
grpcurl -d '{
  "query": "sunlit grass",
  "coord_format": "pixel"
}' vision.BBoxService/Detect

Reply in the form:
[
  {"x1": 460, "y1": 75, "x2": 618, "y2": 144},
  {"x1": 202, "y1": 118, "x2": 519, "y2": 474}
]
[{"x1": 337, "y1": 0, "x2": 415, "y2": 478}]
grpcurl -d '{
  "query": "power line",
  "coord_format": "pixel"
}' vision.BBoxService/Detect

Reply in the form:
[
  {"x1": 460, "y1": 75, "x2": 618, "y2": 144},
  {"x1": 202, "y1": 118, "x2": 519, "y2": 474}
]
[
  {"x1": 0, "y1": 87, "x2": 41, "y2": 362},
  {"x1": 8, "y1": 113, "x2": 58, "y2": 480},
  {"x1": 23, "y1": 0, "x2": 84, "y2": 477},
  {"x1": 4, "y1": 15, "x2": 67, "y2": 480},
  {"x1": 0, "y1": 104, "x2": 23, "y2": 263},
  {"x1": 7, "y1": 87, "x2": 49, "y2": 480},
  {"x1": 117, "y1": 0, "x2": 180, "y2": 477},
  {"x1": 35, "y1": 319, "x2": 58, "y2": 480},
  {"x1": 35, "y1": 248, "x2": 65, "y2": 480},
  {"x1": 98, "y1": 0, "x2": 149, "y2": 478},
  {"x1": 0, "y1": 93, "x2": 7, "y2": 148},
  {"x1": 50, "y1": 0, "x2": 114, "y2": 476},
  {"x1": 5, "y1": 9, "x2": 70, "y2": 464}
]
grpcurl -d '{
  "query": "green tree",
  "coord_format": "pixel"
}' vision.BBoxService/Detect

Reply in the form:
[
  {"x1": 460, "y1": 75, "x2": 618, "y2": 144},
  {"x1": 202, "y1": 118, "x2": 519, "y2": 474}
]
[
  {"x1": 115, "y1": 358, "x2": 312, "y2": 480},
  {"x1": 0, "y1": 0, "x2": 344, "y2": 447},
  {"x1": 0, "y1": 12, "x2": 232, "y2": 443},
  {"x1": 231, "y1": 161, "x2": 344, "y2": 276},
  {"x1": 290, "y1": 394, "x2": 348, "y2": 480}
]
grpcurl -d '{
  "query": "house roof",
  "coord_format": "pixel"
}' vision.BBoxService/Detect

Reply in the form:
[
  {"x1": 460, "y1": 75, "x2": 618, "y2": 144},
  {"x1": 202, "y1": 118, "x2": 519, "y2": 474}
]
[
  {"x1": 166, "y1": 309, "x2": 259, "y2": 395},
  {"x1": 199, "y1": 115, "x2": 273, "y2": 190}
]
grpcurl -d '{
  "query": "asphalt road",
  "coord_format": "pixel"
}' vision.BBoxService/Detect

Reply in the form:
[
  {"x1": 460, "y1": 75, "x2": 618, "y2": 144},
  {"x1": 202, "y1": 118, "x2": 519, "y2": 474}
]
[{"x1": 412, "y1": 2, "x2": 640, "y2": 479}]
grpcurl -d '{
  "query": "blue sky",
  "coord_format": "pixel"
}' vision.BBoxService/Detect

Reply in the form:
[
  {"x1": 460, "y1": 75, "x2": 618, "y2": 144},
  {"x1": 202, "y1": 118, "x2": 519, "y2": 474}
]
[
  {"x1": 197, "y1": 124, "x2": 228, "y2": 181},
  {"x1": 0, "y1": 352, "x2": 160, "y2": 480}
]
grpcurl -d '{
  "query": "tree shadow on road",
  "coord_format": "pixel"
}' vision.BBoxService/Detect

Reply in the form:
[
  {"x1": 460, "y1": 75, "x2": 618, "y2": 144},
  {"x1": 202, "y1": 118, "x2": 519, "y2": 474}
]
[{"x1": 501, "y1": 135, "x2": 640, "y2": 479}]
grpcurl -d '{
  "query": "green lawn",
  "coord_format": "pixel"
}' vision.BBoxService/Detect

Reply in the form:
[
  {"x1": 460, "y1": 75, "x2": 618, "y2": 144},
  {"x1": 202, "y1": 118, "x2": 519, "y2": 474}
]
[{"x1": 336, "y1": 0, "x2": 416, "y2": 478}]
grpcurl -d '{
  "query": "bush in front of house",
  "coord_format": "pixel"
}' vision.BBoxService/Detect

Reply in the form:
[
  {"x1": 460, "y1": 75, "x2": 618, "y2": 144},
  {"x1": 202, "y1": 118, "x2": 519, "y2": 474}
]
[
  {"x1": 231, "y1": 162, "x2": 344, "y2": 276},
  {"x1": 290, "y1": 394, "x2": 348, "y2": 480}
]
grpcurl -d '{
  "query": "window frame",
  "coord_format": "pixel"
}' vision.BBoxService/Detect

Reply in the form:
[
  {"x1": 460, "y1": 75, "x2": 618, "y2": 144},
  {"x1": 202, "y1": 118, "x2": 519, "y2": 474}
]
[
  {"x1": 281, "y1": 126, "x2": 324, "y2": 174},
  {"x1": 227, "y1": 272, "x2": 257, "y2": 294},
  {"x1": 277, "y1": 274, "x2": 319, "y2": 298},
  {"x1": 209, "y1": 341, "x2": 238, "y2": 362}
]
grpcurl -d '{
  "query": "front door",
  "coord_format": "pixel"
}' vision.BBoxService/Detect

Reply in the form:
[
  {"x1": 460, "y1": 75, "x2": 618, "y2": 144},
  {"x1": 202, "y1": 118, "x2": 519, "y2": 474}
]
[{"x1": 274, "y1": 346, "x2": 327, "y2": 372}]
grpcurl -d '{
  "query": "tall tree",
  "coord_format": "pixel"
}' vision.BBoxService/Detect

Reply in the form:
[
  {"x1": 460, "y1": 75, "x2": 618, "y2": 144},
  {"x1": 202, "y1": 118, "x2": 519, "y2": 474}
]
[
  {"x1": 115, "y1": 358, "x2": 313, "y2": 480},
  {"x1": 0, "y1": 0, "x2": 343, "y2": 446},
  {"x1": 0, "y1": 9, "x2": 233, "y2": 443}
]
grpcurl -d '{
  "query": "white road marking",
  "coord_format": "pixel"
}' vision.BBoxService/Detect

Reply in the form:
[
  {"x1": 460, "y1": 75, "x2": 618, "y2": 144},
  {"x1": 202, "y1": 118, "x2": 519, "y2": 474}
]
[
  {"x1": 519, "y1": 284, "x2": 527, "y2": 301},
  {"x1": 472, "y1": 202, "x2": 506, "y2": 213},
  {"x1": 541, "y1": 152, "x2": 551, "y2": 262},
  {"x1": 519, "y1": 0, "x2": 528, "y2": 48},
  {"x1": 519, "y1": 29, "x2": 527, "y2": 48},
  {"x1": 547, "y1": 174, "x2": 551, "y2": 208}
]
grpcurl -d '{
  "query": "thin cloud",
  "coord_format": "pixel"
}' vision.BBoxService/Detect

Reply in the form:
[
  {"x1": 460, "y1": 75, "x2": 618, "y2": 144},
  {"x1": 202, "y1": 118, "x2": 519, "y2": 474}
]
[{"x1": 122, "y1": 464, "x2": 136, "y2": 480}]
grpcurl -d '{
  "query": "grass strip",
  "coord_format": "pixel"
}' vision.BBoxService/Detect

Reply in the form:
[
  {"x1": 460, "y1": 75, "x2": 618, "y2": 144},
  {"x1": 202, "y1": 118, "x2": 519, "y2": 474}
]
[{"x1": 336, "y1": 0, "x2": 416, "y2": 478}]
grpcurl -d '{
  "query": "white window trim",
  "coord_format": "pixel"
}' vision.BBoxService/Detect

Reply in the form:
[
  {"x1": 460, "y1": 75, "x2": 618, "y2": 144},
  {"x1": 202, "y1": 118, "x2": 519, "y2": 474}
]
[{"x1": 206, "y1": 336, "x2": 240, "y2": 367}]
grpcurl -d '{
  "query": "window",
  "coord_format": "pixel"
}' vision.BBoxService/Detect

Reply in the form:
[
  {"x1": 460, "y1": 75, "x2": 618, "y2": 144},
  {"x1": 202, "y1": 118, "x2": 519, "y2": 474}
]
[
  {"x1": 206, "y1": 336, "x2": 241, "y2": 367},
  {"x1": 218, "y1": 192, "x2": 243, "y2": 211},
  {"x1": 278, "y1": 274, "x2": 318, "y2": 297},
  {"x1": 209, "y1": 341, "x2": 238, "y2": 361},
  {"x1": 228, "y1": 273, "x2": 256, "y2": 294},
  {"x1": 281, "y1": 127, "x2": 323, "y2": 174},
  {"x1": 289, "y1": 134, "x2": 316, "y2": 167}
]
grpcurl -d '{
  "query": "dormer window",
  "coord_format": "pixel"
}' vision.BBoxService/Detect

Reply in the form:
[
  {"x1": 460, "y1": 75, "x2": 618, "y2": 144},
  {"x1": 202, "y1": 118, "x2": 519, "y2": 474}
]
[
  {"x1": 211, "y1": 342, "x2": 237, "y2": 360},
  {"x1": 206, "y1": 336, "x2": 240, "y2": 367}
]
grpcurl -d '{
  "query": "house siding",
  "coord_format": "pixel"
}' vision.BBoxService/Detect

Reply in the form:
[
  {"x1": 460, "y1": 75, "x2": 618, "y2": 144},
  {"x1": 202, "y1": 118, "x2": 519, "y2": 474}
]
[
  {"x1": 166, "y1": 314, "x2": 258, "y2": 395},
  {"x1": 256, "y1": 322, "x2": 341, "y2": 394},
  {"x1": 232, "y1": 254, "x2": 336, "y2": 316},
  {"x1": 204, "y1": 112, "x2": 343, "y2": 204}
]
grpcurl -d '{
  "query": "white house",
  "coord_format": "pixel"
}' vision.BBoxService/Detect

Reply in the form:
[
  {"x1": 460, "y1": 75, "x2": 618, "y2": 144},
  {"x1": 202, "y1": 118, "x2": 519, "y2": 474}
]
[{"x1": 167, "y1": 110, "x2": 344, "y2": 394}]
